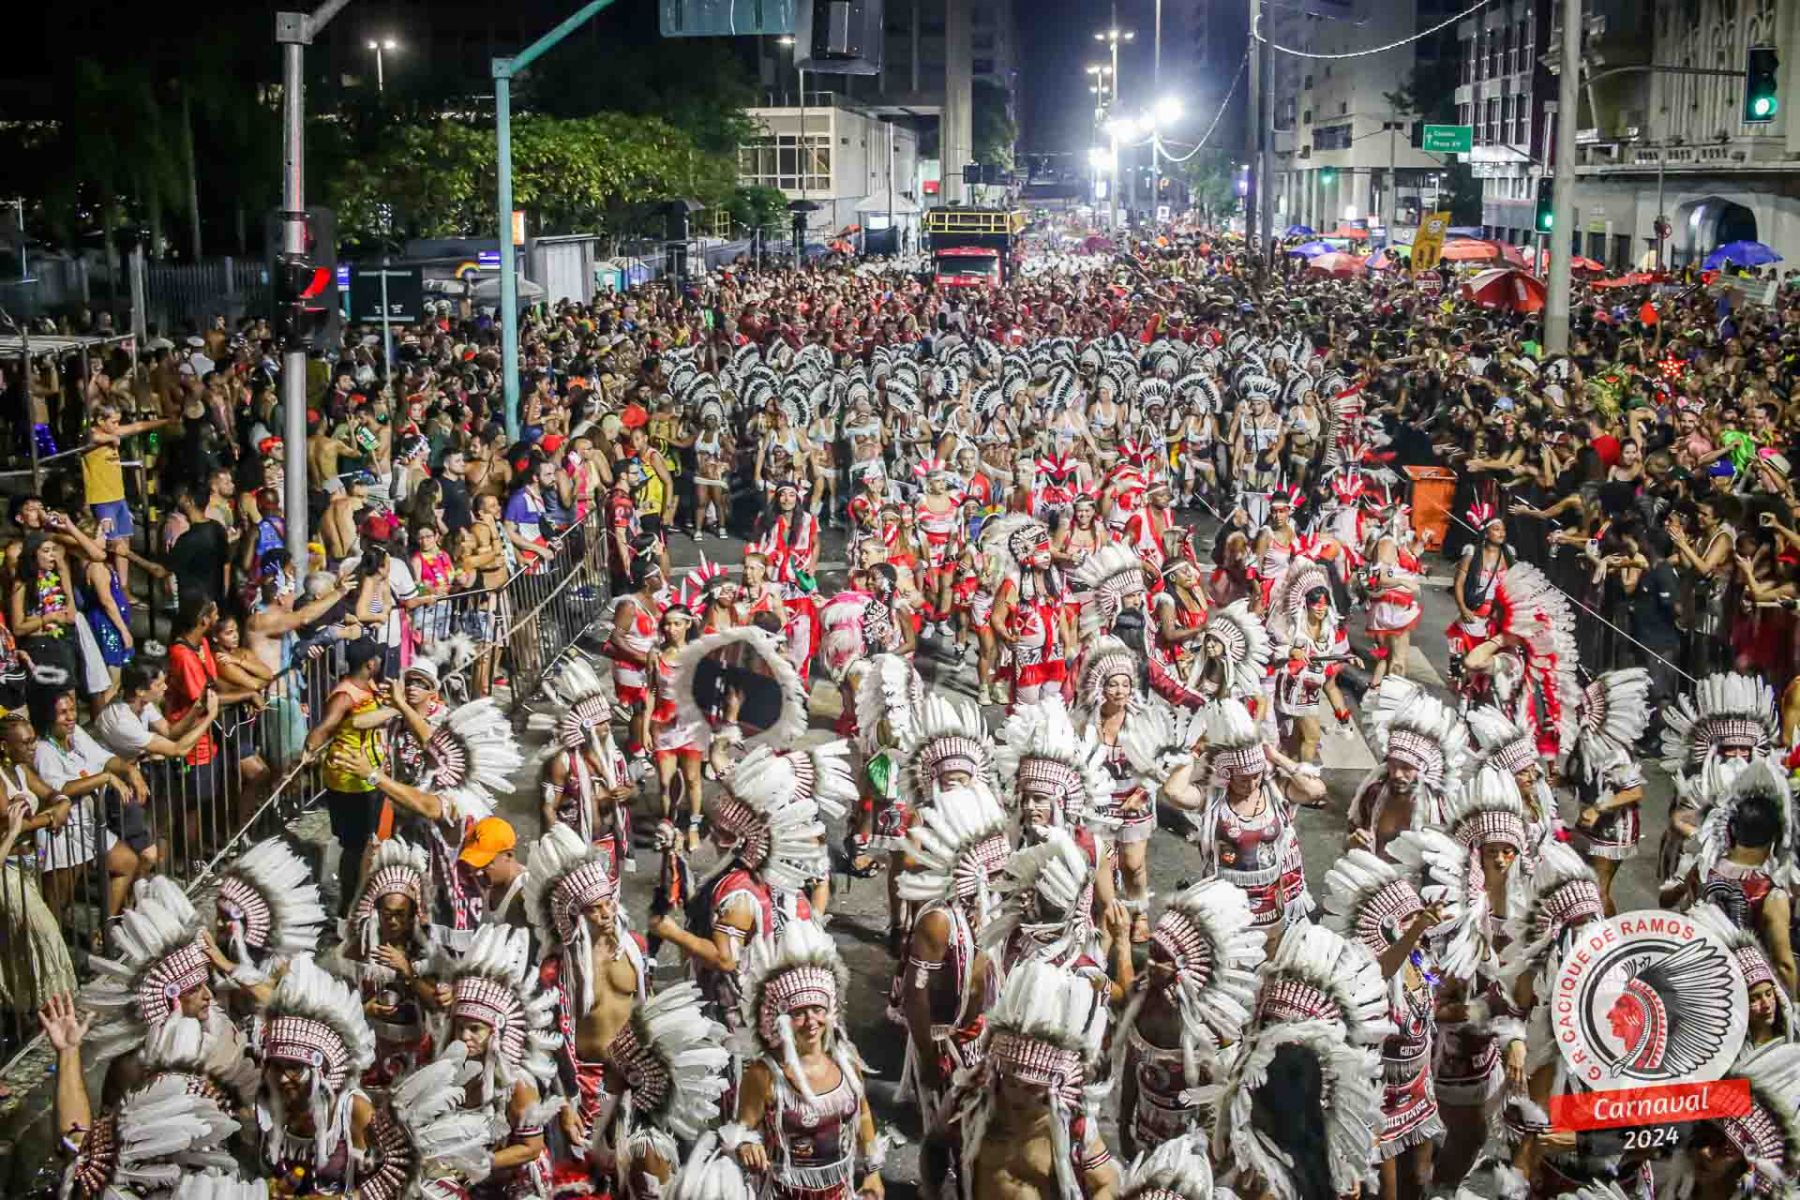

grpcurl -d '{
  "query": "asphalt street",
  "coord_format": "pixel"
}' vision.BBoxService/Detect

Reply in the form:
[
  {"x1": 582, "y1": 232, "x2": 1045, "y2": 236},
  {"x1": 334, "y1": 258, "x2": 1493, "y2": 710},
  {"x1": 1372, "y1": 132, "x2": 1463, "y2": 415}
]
[{"x1": 493, "y1": 509, "x2": 1674, "y2": 1194}]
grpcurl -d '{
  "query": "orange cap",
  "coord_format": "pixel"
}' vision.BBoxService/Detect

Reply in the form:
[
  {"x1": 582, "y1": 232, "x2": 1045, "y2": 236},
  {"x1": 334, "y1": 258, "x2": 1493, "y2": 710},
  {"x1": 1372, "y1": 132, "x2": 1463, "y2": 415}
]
[{"x1": 458, "y1": 816, "x2": 517, "y2": 869}]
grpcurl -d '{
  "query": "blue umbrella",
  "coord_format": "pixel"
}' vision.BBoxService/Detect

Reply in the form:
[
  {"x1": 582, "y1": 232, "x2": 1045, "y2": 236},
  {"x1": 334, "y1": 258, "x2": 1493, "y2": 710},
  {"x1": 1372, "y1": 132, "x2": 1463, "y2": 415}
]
[
  {"x1": 1287, "y1": 240, "x2": 1333, "y2": 258},
  {"x1": 1704, "y1": 240, "x2": 1782, "y2": 270},
  {"x1": 1283, "y1": 224, "x2": 1316, "y2": 238},
  {"x1": 1447, "y1": 225, "x2": 1486, "y2": 239}
]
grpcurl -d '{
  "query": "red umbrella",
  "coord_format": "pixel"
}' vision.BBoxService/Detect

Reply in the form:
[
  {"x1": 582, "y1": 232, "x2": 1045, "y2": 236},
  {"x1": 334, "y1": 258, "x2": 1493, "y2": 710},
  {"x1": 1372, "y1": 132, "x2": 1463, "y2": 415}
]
[
  {"x1": 1534, "y1": 249, "x2": 1607, "y2": 273},
  {"x1": 1590, "y1": 271, "x2": 1656, "y2": 289},
  {"x1": 1441, "y1": 238, "x2": 1504, "y2": 263},
  {"x1": 1497, "y1": 242, "x2": 1532, "y2": 268},
  {"x1": 1462, "y1": 268, "x2": 1547, "y2": 313},
  {"x1": 1332, "y1": 225, "x2": 1371, "y2": 241},
  {"x1": 1308, "y1": 252, "x2": 1368, "y2": 277}
]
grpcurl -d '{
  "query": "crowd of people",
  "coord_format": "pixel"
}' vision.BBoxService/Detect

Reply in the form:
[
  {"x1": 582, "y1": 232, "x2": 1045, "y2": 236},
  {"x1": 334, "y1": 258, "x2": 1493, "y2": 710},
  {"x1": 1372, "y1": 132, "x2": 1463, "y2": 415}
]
[{"x1": 5, "y1": 220, "x2": 1800, "y2": 1200}]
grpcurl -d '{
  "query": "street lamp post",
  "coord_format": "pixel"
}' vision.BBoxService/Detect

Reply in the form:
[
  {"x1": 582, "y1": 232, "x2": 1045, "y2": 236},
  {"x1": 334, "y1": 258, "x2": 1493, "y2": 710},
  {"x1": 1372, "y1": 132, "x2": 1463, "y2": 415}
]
[
  {"x1": 367, "y1": 36, "x2": 396, "y2": 92},
  {"x1": 1094, "y1": 27, "x2": 1134, "y2": 227}
]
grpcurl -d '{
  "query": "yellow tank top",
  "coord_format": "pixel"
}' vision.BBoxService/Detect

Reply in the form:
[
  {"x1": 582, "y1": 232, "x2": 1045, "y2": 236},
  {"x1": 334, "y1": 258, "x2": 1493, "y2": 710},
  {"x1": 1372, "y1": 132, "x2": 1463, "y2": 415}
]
[{"x1": 321, "y1": 681, "x2": 385, "y2": 793}]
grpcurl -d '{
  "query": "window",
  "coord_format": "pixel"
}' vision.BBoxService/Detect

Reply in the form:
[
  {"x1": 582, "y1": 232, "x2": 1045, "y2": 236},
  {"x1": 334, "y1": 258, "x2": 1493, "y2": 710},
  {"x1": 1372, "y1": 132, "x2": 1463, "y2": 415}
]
[
  {"x1": 1304, "y1": 73, "x2": 1315, "y2": 89},
  {"x1": 1339, "y1": 101, "x2": 1348, "y2": 114},
  {"x1": 1485, "y1": 96, "x2": 1500, "y2": 143},
  {"x1": 1458, "y1": 101, "x2": 1472, "y2": 127},
  {"x1": 1500, "y1": 24, "x2": 1513, "y2": 74},
  {"x1": 1499, "y1": 95, "x2": 1512, "y2": 138},
  {"x1": 1314, "y1": 123, "x2": 1353, "y2": 151},
  {"x1": 1513, "y1": 92, "x2": 1529, "y2": 142},
  {"x1": 1461, "y1": 37, "x2": 1474, "y2": 83},
  {"x1": 973, "y1": 57, "x2": 994, "y2": 73},
  {"x1": 737, "y1": 133, "x2": 832, "y2": 192},
  {"x1": 1303, "y1": 109, "x2": 1312, "y2": 124}
]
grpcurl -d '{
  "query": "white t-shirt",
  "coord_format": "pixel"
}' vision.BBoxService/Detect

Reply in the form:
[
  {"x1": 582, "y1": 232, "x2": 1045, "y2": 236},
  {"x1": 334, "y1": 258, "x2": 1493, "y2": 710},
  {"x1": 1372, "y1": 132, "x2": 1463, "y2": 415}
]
[
  {"x1": 95, "y1": 701, "x2": 166, "y2": 760},
  {"x1": 36, "y1": 725, "x2": 116, "y2": 790}
]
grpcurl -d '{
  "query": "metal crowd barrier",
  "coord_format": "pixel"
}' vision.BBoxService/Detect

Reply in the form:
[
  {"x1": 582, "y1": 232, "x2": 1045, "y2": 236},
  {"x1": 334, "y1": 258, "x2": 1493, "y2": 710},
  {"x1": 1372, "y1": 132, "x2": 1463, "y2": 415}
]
[{"x1": 0, "y1": 509, "x2": 611, "y2": 1074}]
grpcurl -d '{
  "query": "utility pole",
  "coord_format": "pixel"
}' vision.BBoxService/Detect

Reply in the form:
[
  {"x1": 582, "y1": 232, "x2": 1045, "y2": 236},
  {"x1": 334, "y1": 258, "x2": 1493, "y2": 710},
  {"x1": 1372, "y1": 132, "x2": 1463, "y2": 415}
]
[
  {"x1": 496, "y1": 0, "x2": 620, "y2": 442},
  {"x1": 275, "y1": 0, "x2": 354, "y2": 570},
  {"x1": 1257, "y1": 6, "x2": 1275, "y2": 262},
  {"x1": 1152, "y1": 0, "x2": 1162, "y2": 218},
  {"x1": 1245, "y1": 0, "x2": 1260, "y2": 249},
  {"x1": 1544, "y1": 0, "x2": 1581, "y2": 353}
]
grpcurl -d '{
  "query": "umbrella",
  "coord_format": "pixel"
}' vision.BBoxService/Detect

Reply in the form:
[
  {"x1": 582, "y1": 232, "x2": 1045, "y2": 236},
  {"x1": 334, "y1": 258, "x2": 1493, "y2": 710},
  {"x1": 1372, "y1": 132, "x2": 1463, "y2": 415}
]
[
  {"x1": 1591, "y1": 271, "x2": 1656, "y2": 289},
  {"x1": 1442, "y1": 238, "x2": 1504, "y2": 263},
  {"x1": 1497, "y1": 242, "x2": 1532, "y2": 268},
  {"x1": 1447, "y1": 226, "x2": 1486, "y2": 238},
  {"x1": 1368, "y1": 249, "x2": 1403, "y2": 271},
  {"x1": 1332, "y1": 225, "x2": 1371, "y2": 241},
  {"x1": 1536, "y1": 250, "x2": 1606, "y2": 273},
  {"x1": 1288, "y1": 240, "x2": 1335, "y2": 258},
  {"x1": 1283, "y1": 224, "x2": 1316, "y2": 238},
  {"x1": 1704, "y1": 240, "x2": 1782, "y2": 270},
  {"x1": 1308, "y1": 252, "x2": 1368, "y2": 277},
  {"x1": 1462, "y1": 267, "x2": 1546, "y2": 313}
]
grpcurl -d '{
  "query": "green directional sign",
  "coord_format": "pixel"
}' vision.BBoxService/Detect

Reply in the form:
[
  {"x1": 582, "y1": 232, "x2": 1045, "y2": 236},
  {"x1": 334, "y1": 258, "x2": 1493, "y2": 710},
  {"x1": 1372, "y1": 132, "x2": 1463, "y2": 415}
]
[{"x1": 1423, "y1": 124, "x2": 1474, "y2": 154}]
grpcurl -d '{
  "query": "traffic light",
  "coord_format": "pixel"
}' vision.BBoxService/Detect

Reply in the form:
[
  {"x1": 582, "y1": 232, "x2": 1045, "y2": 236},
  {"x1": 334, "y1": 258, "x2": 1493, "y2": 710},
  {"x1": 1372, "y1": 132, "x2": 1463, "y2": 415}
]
[
  {"x1": 1320, "y1": 167, "x2": 1337, "y2": 186},
  {"x1": 1535, "y1": 177, "x2": 1555, "y2": 233},
  {"x1": 1745, "y1": 45, "x2": 1780, "y2": 123},
  {"x1": 267, "y1": 207, "x2": 340, "y2": 350}
]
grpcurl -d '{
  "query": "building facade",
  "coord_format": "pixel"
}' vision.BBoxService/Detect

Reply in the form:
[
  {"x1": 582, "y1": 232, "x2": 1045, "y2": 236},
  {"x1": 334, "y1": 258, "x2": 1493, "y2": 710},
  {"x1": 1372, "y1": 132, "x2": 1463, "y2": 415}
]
[
  {"x1": 739, "y1": 101, "x2": 923, "y2": 240},
  {"x1": 1458, "y1": 0, "x2": 1553, "y2": 244},
  {"x1": 1277, "y1": 0, "x2": 1457, "y2": 237},
  {"x1": 1569, "y1": 0, "x2": 1800, "y2": 271}
]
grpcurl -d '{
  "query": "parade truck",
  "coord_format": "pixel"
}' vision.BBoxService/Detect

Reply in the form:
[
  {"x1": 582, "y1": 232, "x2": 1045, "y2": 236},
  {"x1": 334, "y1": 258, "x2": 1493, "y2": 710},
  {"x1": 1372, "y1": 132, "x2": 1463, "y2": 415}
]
[{"x1": 924, "y1": 207, "x2": 1028, "y2": 289}]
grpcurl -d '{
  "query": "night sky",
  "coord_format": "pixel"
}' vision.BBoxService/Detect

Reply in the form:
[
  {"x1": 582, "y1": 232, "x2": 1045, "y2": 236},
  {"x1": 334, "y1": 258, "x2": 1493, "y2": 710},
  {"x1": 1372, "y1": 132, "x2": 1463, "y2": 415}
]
[{"x1": 1018, "y1": 0, "x2": 1230, "y2": 163}]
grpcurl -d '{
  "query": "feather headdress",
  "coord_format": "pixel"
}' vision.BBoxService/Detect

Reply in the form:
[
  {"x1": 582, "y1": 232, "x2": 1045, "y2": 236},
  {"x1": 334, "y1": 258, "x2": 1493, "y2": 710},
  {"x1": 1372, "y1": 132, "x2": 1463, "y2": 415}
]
[
  {"x1": 214, "y1": 836, "x2": 326, "y2": 977},
  {"x1": 83, "y1": 876, "x2": 211, "y2": 1064},
  {"x1": 1500, "y1": 842, "x2": 1605, "y2": 983},
  {"x1": 708, "y1": 745, "x2": 843, "y2": 891},
  {"x1": 1070, "y1": 544, "x2": 1150, "y2": 640},
  {"x1": 445, "y1": 925, "x2": 560, "y2": 1092},
  {"x1": 67, "y1": 1072, "x2": 240, "y2": 1200},
  {"x1": 424, "y1": 697, "x2": 523, "y2": 822},
  {"x1": 898, "y1": 783, "x2": 1013, "y2": 922},
  {"x1": 258, "y1": 955, "x2": 377, "y2": 1176},
  {"x1": 897, "y1": 693, "x2": 995, "y2": 809},
  {"x1": 735, "y1": 921, "x2": 858, "y2": 1107},
  {"x1": 604, "y1": 983, "x2": 733, "y2": 1176},
  {"x1": 1362, "y1": 676, "x2": 1471, "y2": 802},
  {"x1": 995, "y1": 698, "x2": 1112, "y2": 830},
  {"x1": 977, "y1": 828, "x2": 1099, "y2": 975}
]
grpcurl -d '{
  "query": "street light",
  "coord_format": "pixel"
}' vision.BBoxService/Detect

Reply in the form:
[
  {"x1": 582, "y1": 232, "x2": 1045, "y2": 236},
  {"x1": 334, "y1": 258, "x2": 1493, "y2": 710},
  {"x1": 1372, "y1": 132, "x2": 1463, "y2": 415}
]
[
  {"x1": 366, "y1": 37, "x2": 398, "y2": 93},
  {"x1": 1094, "y1": 28, "x2": 1134, "y2": 228},
  {"x1": 1153, "y1": 96, "x2": 1182, "y2": 126}
]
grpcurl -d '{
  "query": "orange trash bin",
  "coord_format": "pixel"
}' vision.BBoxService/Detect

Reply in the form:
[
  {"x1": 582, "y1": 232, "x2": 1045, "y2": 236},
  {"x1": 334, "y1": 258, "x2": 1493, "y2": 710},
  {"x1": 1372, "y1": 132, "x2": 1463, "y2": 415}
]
[{"x1": 1404, "y1": 465, "x2": 1458, "y2": 553}]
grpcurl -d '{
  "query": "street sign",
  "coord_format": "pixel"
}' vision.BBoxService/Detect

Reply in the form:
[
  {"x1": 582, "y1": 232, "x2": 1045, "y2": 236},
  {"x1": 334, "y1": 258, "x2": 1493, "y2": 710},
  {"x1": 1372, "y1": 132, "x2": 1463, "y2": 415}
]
[
  {"x1": 1411, "y1": 211, "x2": 1452, "y2": 274},
  {"x1": 348, "y1": 266, "x2": 424, "y2": 324},
  {"x1": 1422, "y1": 124, "x2": 1474, "y2": 154},
  {"x1": 659, "y1": 0, "x2": 795, "y2": 37}
]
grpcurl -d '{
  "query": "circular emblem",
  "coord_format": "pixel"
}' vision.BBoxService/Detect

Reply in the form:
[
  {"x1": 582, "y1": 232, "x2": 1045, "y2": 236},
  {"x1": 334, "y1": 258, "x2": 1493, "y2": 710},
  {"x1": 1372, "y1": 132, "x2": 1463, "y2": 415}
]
[{"x1": 1551, "y1": 910, "x2": 1747, "y2": 1090}]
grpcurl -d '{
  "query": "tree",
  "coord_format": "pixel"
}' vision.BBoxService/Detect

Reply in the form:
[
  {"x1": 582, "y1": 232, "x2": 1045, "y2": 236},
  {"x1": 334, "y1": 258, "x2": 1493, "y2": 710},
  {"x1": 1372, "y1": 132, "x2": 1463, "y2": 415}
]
[
  {"x1": 1178, "y1": 153, "x2": 1241, "y2": 225},
  {"x1": 972, "y1": 80, "x2": 1018, "y2": 170},
  {"x1": 326, "y1": 114, "x2": 738, "y2": 247},
  {"x1": 727, "y1": 186, "x2": 791, "y2": 236}
]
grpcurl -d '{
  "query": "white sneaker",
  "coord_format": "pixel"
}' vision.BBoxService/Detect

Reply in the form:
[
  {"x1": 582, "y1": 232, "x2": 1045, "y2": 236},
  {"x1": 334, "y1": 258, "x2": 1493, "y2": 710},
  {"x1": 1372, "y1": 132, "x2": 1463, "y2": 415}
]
[
  {"x1": 978, "y1": 682, "x2": 994, "y2": 705},
  {"x1": 694, "y1": 529, "x2": 705, "y2": 543}
]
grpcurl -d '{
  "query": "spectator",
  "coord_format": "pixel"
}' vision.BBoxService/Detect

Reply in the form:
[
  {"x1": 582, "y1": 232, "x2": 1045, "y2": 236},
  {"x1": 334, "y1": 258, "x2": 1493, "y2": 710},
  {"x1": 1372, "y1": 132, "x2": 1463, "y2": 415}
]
[
  {"x1": 304, "y1": 637, "x2": 391, "y2": 913},
  {"x1": 31, "y1": 690, "x2": 148, "y2": 924},
  {"x1": 79, "y1": 402, "x2": 178, "y2": 595},
  {"x1": 0, "y1": 718, "x2": 77, "y2": 1016},
  {"x1": 163, "y1": 486, "x2": 232, "y2": 610},
  {"x1": 95, "y1": 660, "x2": 219, "y2": 765}
]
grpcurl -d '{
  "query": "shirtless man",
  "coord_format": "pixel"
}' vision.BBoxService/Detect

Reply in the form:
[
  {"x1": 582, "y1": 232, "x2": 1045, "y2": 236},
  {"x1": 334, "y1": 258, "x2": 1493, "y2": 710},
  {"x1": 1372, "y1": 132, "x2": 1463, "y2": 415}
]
[
  {"x1": 244, "y1": 562, "x2": 356, "y2": 675},
  {"x1": 524, "y1": 826, "x2": 648, "y2": 1198},
  {"x1": 306, "y1": 414, "x2": 359, "y2": 527}
]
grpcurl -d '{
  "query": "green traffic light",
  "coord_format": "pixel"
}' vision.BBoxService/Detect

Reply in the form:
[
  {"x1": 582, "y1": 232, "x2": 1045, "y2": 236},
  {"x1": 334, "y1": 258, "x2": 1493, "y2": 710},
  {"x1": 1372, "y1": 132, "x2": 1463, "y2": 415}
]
[{"x1": 1753, "y1": 95, "x2": 1778, "y2": 118}]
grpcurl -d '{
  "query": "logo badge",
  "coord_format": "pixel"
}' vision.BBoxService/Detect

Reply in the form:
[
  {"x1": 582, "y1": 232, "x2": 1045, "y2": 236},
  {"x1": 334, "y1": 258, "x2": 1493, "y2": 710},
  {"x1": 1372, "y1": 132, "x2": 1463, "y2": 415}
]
[{"x1": 1551, "y1": 911, "x2": 1748, "y2": 1090}]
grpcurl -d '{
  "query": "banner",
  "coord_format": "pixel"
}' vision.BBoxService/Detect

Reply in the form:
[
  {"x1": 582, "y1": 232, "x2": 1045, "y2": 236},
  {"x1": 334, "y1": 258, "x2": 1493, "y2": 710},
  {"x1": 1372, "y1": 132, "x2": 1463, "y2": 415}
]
[{"x1": 1411, "y1": 211, "x2": 1451, "y2": 275}]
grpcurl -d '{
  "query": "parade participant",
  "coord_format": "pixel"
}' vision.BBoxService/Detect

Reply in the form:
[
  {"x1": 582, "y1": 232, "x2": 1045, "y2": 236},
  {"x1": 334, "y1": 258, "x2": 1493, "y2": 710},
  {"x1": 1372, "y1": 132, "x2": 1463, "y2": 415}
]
[
  {"x1": 754, "y1": 481, "x2": 822, "y2": 682},
  {"x1": 738, "y1": 547, "x2": 787, "y2": 629},
  {"x1": 938, "y1": 960, "x2": 1117, "y2": 1200},
  {"x1": 50, "y1": 1009, "x2": 244, "y2": 1200},
  {"x1": 976, "y1": 827, "x2": 1132, "y2": 996},
  {"x1": 336, "y1": 838, "x2": 441, "y2": 1091},
  {"x1": 1118, "y1": 1134, "x2": 1219, "y2": 1200},
  {"x1": 444, "y1": 924, "x2": 562, "y2": 1198},
  {"x1": 1658, "y1": 671, "x2": 1780, "y2": 887},
  {"x1": 534, "y1": 653, "x2": 634, "y2": 879},
  {"x1": 1032, "y1": 453, "x2": 1083, "y2": 525},
  {"x1": 1676, "y1": 757, "x2": 1799, "y2": 994},
  {"x1": 200, "y1": 834, "x2": 327, "y2": 1018},
  {"x1": 1183, "y1": 599, "x2": 1272, "y2": 710},
  {"x1": 352, "y1": 1041, "x2": 501, "y2": 1200},
  {"x1": 1390, "y1": 766, "x2": 1531, "y2": 1188},
  {"x1": 1071, "y1": 637, "x2": 1156, "y2": 938},
  {"x1": 1069, "y1": 543, "x2": 1148, "y2": 652},
  {"x1": 1664, "y1": 1042, "x2": 1800, "y2": 1200},
  {"x1": 1210, "y1": 923, "x2": 1390, "y2": 1200},
  {"x1": 994, "y1": 699, "x2": 1117, "y2": 907},
  {"x1": 1691, "y1": 902, "x2": 1796, "y2": 1048},
  {"x1": 522, "y1": 824, "x2": 674, "y2": 1200},
  {"x1": 1557, "y1": 668, "x2": 1653, "y2": 912},
  {"x1": 1362, "y1": 491, "x2": 1423, "y2": 686},
  {"x1": 846, "y1": 463, "x2": 890, "y2": 537},
  {"x1": 1267, "y1": 555, "x2": 1354, "y2": 765},
  {"x1": 1147, "y1": 697, "x2": 1325, "y2": 940},
  {"x1": 1053, "y1": 492, "x2": 1111, "y2": 570},
  {"x1": 893, "y1": 782, "x2": 1012, "y2": 1135},
  {"x1": 985, "y1": 513, "x2": 1070, "y2": 710},
  {"x1": 258, "y1": 955, "x2": 379, "y2": 1190},
  {"x1": 1321, "y1": 851, "x2": 1453, "y2": 1200},
  {"x1": 726, "y1": 920, "x2": 885, "y2": 1200},
  {"x1": 1124, "y1": 478, "x2": 1180, "y2": 571},
  {"x1": 1110, "y1": 878, "x2": 1264, "y2": 1161},
  {"x1": 648, "y1": 744, "x2": 850, "y2": 1023},
  {"x1": 607, "y1": 555, "x2": 665, "y2": 768},
  {"x1": 1152, "y1": 555, "x2": 1211, "y2": 682},
  {"x1": 1251, "y1": 485, "x2": 1302, "y2": 583},
  {"x1": 649, "y1": 581, "x2": 707, "y2": 852},
  {"x1": 1465, "y1": 705, "x2": 1562, "y2": 861},
  {"x1": 852, "y1": 653, "x2": 929, "y2": 941},
  {"x1": 1447, "y1": 503, "x2": 1511, "y2": 670},
  {"x1": 1349, "y1": 678, "x2": 1472, "y2": 860},
  {"x1": 72, "y1": 877, "x2": 215, "y2": 1063}
]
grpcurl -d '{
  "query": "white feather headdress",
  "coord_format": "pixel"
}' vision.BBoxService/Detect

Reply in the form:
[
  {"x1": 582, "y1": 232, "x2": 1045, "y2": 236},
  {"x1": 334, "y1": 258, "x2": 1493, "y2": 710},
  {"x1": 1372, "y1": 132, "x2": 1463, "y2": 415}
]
[
  {"x1": 1687, "y1": 755, "x2": 1797, "y2": 893},
  {"x1": 215, "y1": 835, "x2": 326, "y2": 973},
  {"x1": 1570, "y1": 667, "x2": 1652, "y2": 782},
  {"x1": 672, "y1": 627, "x2": 809, "y2": 750},
  {"x1": 1120, "y1": 1131, "x2": 1222, "y2": 1200},
  {"x1": 83, "y1": 876, "x2": 210, "y2": 1064},
  {"x1": 67, "y1": 1072, "x2": 240, "y2": 1200},
  {"x1": 710, "y1": 744, "x2": 851, "y2": 891},
  {"x1": 897, "y1": 782, "x2": 1013, "y2": 920},
  {"x1": 423, "y1": 697, "x2": 523, "y2": 822},
  {"x1": 1191, "y1": 600, "x2": 1274, "y2": 703},
  {"x1": 258, "y1": 955, "x2": 377, "y2": 1176},
  {"x1": 606, "y1": 982, "x2": 733, "y2": 1174},
  {"x1": 352, "y1": 1041, "x2": 492, "y2": 1200},
  {"x1": 977, "y1": 827, "x2": 1098, "y2": 974},
  {"x1": 897, "y1": 694, "x2": 995, "y2": 809},
  {"x1": 1499, "y1": 842, "x2": 1604, "y2": 983},
  {"x1": 1253, "y1": 922, "x2": 1394, "y2": 1047},
  {"x1": 444, "y1": 925, "x2": 561, "y2": 1091},
  {"x1": 853, "y1": 652, "x2": 926, "y2": 755},
  {"x1": 1070, "y1": 543, "x2": 1150, "y2": 639},
  {"x1": 1660, "y1": 671, "x2": 1777, "y2": 778},
  {"x1": 1362, "y1": 675, "x2": 1471, "y2": 802},
  {"x1": 995, "y1": 698, "x2": 1112, "y2": 829}
]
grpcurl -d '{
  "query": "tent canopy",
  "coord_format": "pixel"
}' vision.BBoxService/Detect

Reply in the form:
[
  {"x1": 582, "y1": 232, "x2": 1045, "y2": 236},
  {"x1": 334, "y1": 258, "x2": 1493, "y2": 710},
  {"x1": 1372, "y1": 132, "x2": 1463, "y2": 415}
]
[{"x1": 855, "y1": 193, "x2": 922, "y2": 216}]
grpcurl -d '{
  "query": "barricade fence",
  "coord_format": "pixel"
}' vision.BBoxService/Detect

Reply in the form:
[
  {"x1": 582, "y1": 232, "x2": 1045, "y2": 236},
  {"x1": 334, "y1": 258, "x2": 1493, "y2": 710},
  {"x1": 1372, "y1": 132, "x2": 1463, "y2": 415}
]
[{"x1": 0, "y1": 509, "x2": 610, "y2": 1074}]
